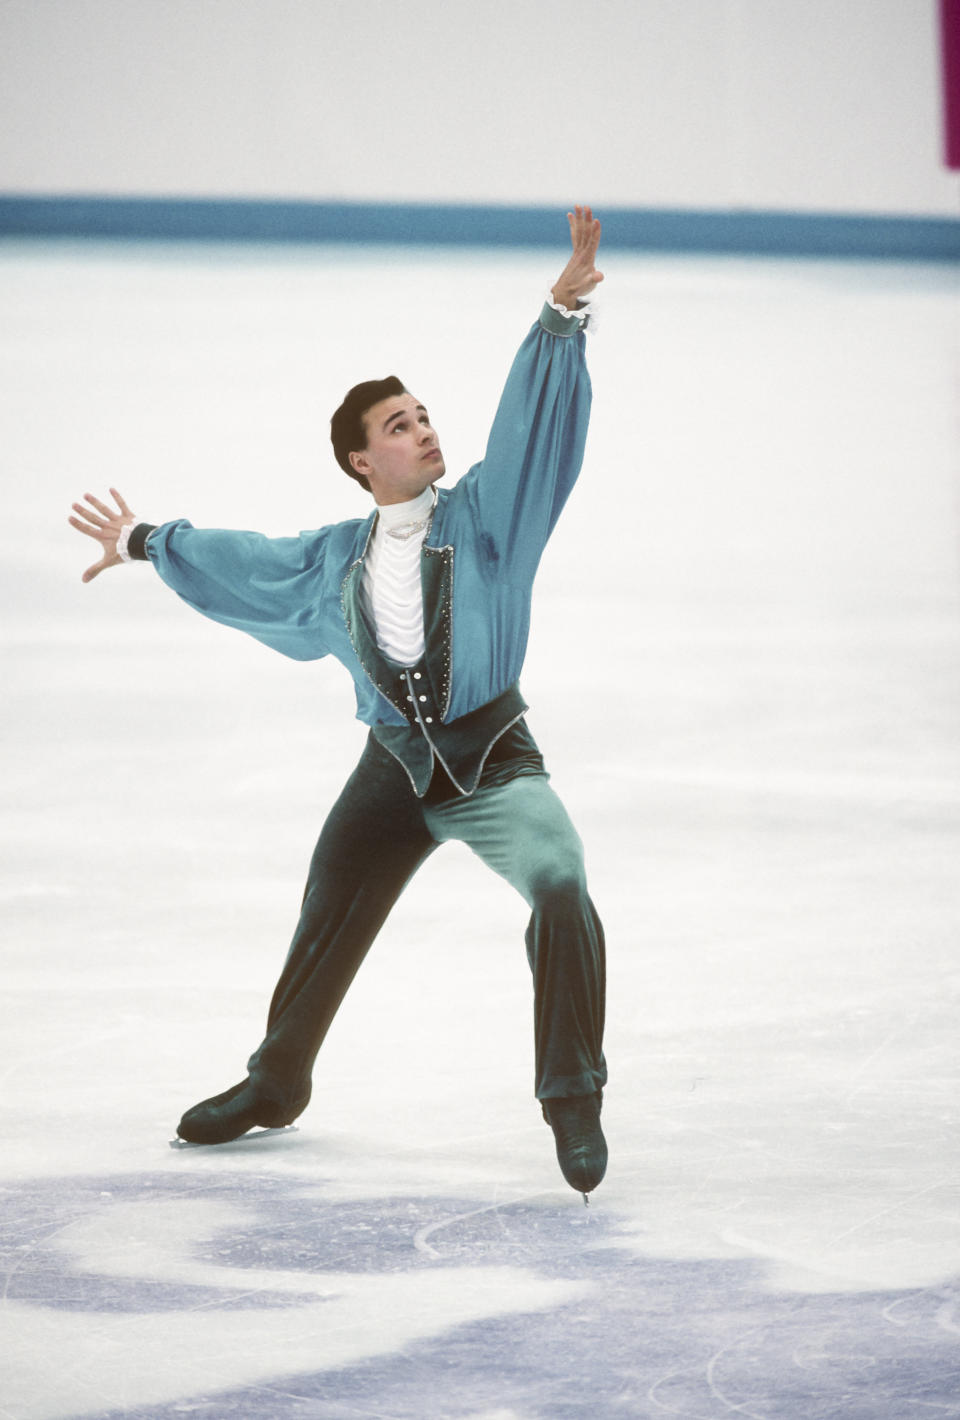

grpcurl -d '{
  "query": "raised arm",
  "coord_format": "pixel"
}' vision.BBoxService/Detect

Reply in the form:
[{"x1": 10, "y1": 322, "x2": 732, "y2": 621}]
[{"x1": 459, "y1": 207, "x2": 601, "y2": 577}]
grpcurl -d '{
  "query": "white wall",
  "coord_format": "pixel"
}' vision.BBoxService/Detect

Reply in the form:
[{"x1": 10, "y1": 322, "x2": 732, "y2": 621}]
[{"x1": 0, "y1": 0, "x2": 956, "y2": 216}]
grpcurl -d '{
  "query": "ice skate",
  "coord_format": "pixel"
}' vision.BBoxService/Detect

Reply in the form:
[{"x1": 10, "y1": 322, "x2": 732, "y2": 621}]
[
  {"x1": 176, "y1": 1078, "x2": 310, "y2": 1145},
  {"x1": 542, "y1": 1092, "x2": 607, "y2": 1197}
]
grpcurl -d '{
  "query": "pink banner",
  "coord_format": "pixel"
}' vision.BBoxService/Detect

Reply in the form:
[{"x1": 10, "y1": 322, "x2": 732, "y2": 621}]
[{"x1": 942, "y1": 0, "x2": 960, "y2": 168}]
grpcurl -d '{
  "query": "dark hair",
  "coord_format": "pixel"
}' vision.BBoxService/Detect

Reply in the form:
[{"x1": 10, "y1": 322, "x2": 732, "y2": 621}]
[{"x1": 330, "y1": 376, "x2": 407, "y2": 492}]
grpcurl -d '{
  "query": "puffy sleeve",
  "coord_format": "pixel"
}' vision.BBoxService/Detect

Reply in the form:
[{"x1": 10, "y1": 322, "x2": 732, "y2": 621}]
[
  {"x1": 146, "y1": 519, "x2": 333, "y2": 661},
  {"x1": 460, "y1": 303, "x2": 592, "y2": 579}
]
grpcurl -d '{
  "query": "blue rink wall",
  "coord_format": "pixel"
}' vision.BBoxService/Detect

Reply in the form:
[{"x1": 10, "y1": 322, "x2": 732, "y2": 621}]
[{"x1": 1, "y1": 196, "x2": 959, "y2": 261}]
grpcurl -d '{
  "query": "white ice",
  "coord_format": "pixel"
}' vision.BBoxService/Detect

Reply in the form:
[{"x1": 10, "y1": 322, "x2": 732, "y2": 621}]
[{"x1": 1, "y1": 241, "x2": 959, "y2": 1418}]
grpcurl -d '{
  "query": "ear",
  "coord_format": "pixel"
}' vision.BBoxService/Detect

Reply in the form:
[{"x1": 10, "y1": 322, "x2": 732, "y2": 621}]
[{"x1": 349, "y1": 449, "x2": 371, "y2": 478}]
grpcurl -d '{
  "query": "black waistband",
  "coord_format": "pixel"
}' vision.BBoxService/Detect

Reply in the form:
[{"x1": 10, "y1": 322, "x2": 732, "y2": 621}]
[{"x1": 371, "y1": 680, "x2": 530, "y2": 798}]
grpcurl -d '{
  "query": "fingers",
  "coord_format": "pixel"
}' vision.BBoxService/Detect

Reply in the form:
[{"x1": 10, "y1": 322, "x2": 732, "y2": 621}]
[
  {"x1": 555, "y1": 206, "x2": 603, "y2": 305},
  {"x1": 68, "y1": 488, "x2": 131, "y2": 582},
  {"x1": 109, "y1": 487, "x2": 133, "y2": 518},
  {"x1": 567, "y1": 205, "x2": 601, "y2": 253},
  {"x1": 70, "y1": 495, "x2": 110, "y2": 530},
  {"x1": 69, "y1": 509, "x2": 107, "y2": 539},
  {"x1": 68, "y1": 489, "x2": 136, "y2": 534},
  {"x1": 84, "y1": 491, "x2": 116, "y2": 519}
]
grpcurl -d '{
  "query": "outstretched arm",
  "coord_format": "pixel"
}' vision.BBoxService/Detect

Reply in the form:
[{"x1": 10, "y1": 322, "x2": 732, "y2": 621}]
[
  {"x1": 68, "y1": 487, "x2": 136, "y2": 583},
  {"x1": 550, "y1": 205, "x2": 604, "y2": 311},
  {"x1": 69, "y1": 493, "x2": 336, "y2": 661}
]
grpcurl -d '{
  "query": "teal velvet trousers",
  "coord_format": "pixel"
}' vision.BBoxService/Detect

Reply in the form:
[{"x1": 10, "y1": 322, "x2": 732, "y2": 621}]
[{"x1": 246, "y1": 729, "x2": 607, "y2": 1107}]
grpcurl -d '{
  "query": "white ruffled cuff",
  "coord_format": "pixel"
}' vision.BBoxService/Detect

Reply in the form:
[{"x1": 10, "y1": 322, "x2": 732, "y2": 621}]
[
  {"x1": 116, "y1": 522, "x2": 135, "y2": 563},
  {"x1": 545, "y1": 291, "x2": 592, "y2": 318},
  {"x1": 544, "y1": 291, "x2": 597, "y2": 333}
]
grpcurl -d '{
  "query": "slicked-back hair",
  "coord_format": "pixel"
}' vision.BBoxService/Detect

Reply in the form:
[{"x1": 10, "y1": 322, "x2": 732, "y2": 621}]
[{"x1": 330, "y1": 376, "x2": 407, "y2": 493}]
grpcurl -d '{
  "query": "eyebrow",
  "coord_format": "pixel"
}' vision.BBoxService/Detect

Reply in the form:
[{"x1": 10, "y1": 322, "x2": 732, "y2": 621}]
[{"x1": 382, "y1": 404, "x2": 427, "y2": 432}]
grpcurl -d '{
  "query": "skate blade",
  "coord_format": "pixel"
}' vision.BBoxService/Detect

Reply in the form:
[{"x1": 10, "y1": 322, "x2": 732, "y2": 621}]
[{"x1": 168, "y1": 1125, "x2": 299, "y2": 1150}]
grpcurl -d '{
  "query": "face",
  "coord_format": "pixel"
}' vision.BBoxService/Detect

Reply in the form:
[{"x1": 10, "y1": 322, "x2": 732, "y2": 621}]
[{"x1": 349, "y1": 393, "x2": 445, "y2": 505}]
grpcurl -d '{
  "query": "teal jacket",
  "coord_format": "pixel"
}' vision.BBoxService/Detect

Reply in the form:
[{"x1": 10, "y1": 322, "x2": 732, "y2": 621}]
[{"x1": 144, "y1": 302, "x2": 591, "y2": 790}]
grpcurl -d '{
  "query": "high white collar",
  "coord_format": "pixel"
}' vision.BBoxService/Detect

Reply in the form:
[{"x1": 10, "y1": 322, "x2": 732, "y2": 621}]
[{"x1": 375, "y1": 485, "x2": 437, "y2": 535}]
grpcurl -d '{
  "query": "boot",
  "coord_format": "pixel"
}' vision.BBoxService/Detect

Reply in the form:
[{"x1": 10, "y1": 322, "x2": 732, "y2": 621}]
[
  {"x1": 176, "y1": 1078, "x2": 310, "y2": 1145},
  {"x1": 542, "y1": 1091, "x2": 607, "y2": 1195}
]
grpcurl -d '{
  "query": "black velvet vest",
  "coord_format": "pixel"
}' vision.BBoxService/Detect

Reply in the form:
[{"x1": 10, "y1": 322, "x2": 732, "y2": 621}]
[{"x1": 340, "y1": 542, "x2": 528, "y2": 797}]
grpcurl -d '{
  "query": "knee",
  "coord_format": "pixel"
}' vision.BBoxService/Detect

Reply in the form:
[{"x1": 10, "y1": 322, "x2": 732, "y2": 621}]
[{"x1": 527, "y1": 837, "x2": 589, "y2": 908}]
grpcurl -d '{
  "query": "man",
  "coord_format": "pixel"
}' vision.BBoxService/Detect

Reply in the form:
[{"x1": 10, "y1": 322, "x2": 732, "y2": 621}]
[{"x1": 69, "y1": 206, "x2": 608, "y2": 1197}]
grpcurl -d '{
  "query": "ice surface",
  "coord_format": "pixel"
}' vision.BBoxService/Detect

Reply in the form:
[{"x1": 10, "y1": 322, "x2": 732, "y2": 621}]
[{"x1": 1, "y1": 241, "x2": 959, "y2": 1417}]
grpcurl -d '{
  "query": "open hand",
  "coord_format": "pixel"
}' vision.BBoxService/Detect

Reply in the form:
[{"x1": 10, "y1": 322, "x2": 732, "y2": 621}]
[
  {"x1": 551, "y1": 205, "x2": 604, "y2": 311},
  {"x1": 68, "y1": 487, "x2": 136, "y2": 583}
]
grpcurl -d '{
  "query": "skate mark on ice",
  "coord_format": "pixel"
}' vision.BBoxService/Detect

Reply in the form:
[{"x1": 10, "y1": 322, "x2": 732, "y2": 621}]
[
  {"x1": 413, "y1": 1192, "x2": 555, "y2": 1259},
  {"x1": 821, "y1": 1178, "x2": 955, "y2": 1247},
  {"x1": 704, "y1": 1325, "x2": 774, "y2": 1419}
]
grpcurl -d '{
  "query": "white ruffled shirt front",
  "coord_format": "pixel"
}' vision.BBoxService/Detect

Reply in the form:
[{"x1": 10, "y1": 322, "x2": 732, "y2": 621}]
[{"x1": 361, "y1": 485, "x2": 437, "y2": 666}]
